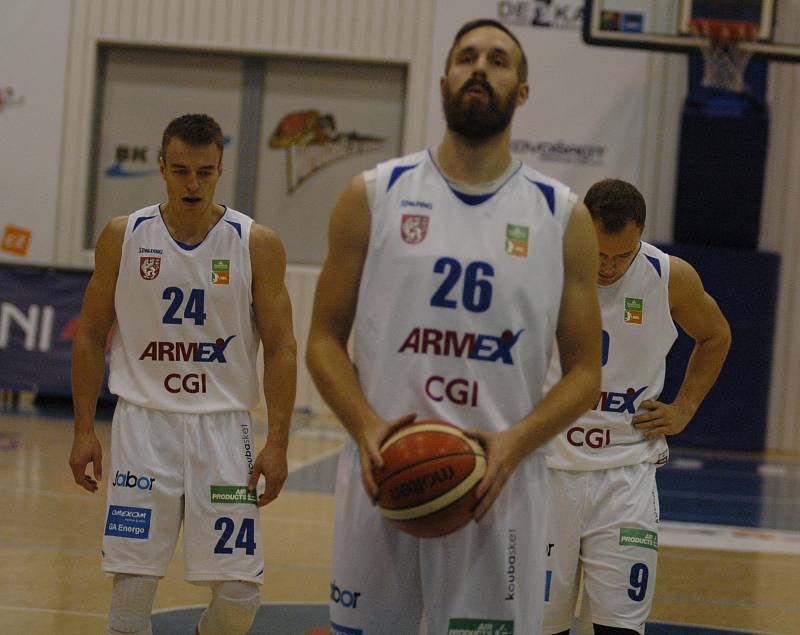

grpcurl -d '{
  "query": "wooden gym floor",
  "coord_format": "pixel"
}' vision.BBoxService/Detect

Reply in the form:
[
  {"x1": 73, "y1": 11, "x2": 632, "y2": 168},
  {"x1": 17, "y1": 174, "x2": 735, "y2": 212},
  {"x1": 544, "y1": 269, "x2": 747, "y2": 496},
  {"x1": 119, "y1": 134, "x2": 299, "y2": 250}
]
[{"x1": 1, "y1": 399, "x2": 799, "y2": 634}]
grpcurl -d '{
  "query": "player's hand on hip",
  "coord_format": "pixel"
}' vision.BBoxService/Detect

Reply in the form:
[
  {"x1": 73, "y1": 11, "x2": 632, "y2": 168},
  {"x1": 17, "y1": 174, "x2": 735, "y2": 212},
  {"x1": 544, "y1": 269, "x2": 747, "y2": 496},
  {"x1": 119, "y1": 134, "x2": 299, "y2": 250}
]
[
  {"x1": 359, "y1": 412, "x2": 416, "y2": 501},
  {"x1": 248, "y1": 441, "x2": 288, "y2": 507},
  {"x1": 633, "y1": 399, "x2": 693, "y2": 439},
  {"x1": 467, "y1": 426, "x2": 524, "y2": 521},
  {"x1": 69, "y1": 430, "x2": 103, "y2": 492}
]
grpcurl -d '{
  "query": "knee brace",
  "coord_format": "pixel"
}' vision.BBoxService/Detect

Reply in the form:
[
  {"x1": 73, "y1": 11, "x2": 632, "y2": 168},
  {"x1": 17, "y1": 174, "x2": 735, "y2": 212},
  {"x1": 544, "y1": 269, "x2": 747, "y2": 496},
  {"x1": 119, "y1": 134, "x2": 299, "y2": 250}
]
[
  {"x1": 197, "y1": 580, "x2": 261, "y2": 635},
  {"x1": 107, "y1": 573, "x2": 158, "y2": 635}
]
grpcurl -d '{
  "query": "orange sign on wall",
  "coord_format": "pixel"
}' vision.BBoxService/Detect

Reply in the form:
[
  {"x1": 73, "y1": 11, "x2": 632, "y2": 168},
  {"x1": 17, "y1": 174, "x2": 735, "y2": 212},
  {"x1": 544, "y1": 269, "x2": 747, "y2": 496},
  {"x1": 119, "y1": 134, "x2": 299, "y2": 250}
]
[{"x1": 1, "y1": 225, "x2": 32, "y2": 256}]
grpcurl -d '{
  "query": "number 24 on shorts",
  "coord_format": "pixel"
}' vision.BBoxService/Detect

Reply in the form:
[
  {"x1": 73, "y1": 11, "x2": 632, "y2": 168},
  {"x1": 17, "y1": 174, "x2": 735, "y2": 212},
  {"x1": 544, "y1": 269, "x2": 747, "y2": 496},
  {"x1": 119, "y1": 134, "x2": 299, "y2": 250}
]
[{"x1": 213, "y1": 517, "x2": 256, "y2": 555}]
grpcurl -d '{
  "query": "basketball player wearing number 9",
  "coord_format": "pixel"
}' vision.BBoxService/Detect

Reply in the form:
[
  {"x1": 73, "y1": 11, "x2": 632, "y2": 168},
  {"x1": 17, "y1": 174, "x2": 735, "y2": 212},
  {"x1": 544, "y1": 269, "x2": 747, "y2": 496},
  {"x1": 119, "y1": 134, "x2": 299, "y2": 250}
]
[
  {"x1": 542, "y1": 178, "x2": 731, "y2": 634},
  {"x1": 602, "y1": 329, "x2": 651, "y2": 604}
]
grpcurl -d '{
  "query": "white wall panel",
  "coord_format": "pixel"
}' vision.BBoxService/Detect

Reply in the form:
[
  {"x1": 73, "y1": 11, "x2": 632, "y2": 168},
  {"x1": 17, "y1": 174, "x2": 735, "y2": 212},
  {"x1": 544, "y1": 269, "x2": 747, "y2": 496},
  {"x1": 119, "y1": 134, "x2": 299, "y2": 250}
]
[
  {"x1": 162, "y1": 1, "x2": 180, "y2": 40},
  {"x1": 284, "y1": 266, "x2": 331, "y2": 413},
  {"x1": 763, "y1": 60, "x2": 800, "y2": 453},
  {"x1": 0, "y1": 0, "x2": 70, "y2": 265},
  {"x1": 639, "y1": 51, "x2": 686, "y2": 244},
  {"x1": 56, "y1": 0, "x2": 435, "y2": 412}
]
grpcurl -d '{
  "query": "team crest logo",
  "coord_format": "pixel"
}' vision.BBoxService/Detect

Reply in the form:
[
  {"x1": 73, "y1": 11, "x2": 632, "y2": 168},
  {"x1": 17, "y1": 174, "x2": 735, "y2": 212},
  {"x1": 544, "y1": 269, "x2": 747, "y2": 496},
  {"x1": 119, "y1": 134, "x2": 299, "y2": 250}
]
[
  {"x1": 401, "y1": 214, "x2": 429, "y2": 244},
  {"x1": 139, "y1": 256, "x2": 161, "y2": 280}
]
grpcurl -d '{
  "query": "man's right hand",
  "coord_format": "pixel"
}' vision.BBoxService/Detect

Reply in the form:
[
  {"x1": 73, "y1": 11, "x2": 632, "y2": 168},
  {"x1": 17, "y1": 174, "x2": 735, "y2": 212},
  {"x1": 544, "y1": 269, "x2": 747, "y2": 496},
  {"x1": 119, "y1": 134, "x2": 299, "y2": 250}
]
[
  {"x1": 358, "y1": 412, "x2": 417, "y2": 501},
  {"x1": 69, "y1": 430, "x2": 103, "y2": 492}
]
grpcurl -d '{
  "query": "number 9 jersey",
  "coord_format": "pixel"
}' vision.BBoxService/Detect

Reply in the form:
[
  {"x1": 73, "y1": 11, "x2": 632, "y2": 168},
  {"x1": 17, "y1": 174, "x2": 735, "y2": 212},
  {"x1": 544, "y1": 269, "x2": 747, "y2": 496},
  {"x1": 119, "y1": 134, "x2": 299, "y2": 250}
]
[{"x1": 109, "y1": 205, "x2": 260, "y2": 413}]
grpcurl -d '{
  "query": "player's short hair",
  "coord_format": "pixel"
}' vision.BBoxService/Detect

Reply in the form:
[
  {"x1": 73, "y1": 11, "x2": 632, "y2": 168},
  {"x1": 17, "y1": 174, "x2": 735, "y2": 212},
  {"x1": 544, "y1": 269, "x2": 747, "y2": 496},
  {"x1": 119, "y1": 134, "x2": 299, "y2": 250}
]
[
  {"x1": 160, "y1": 113, "x2": 224, "y2": 163},
  {"x1": 584, "y1": 178, "x2": 646, "y2": 233},
  {"x1": 445, "y1": 18, "x2": 528, "y2": 83}
]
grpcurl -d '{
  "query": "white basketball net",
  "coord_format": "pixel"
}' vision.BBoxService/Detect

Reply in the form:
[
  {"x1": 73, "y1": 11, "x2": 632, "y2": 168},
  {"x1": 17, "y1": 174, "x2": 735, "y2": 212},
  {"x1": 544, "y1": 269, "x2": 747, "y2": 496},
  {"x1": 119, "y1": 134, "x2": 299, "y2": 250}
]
[
  {"x1": 692, "y1": 20, "x2": 757, "y2": 93},
  {"x1": 699, "y1": 41, "x2": 754, "y2": 92}
]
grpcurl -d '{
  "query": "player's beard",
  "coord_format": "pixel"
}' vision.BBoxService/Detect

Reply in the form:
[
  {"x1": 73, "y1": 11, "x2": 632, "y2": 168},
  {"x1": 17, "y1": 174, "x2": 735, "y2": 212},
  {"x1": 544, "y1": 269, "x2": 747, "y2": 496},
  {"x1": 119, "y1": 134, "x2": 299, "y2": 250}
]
[{"x1": 442, "y1": 78, "x2": 518, "y2": 142}]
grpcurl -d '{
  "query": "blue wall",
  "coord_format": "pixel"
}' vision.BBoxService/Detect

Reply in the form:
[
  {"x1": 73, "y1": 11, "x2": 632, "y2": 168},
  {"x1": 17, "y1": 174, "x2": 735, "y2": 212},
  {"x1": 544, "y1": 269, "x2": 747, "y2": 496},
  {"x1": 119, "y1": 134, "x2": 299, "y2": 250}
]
[{"x1": 655, "y1": 243, "x2": 778, "y2": 452}]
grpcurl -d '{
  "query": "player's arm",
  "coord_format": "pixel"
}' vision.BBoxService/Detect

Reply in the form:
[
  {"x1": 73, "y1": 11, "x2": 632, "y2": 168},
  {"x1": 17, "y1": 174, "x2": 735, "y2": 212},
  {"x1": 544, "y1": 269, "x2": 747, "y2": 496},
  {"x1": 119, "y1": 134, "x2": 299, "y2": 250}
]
[
  {"x1": 472, "y1": 201, "x2": 601, "y2": 520},
  {"x1": 306, "y1": 175, "x2": 414, "y2": 499},
  {"x1": 535, "y1": 201, "x2": 603, "y2": 443},
  {"x1": 69, "y1": 216, "x2": 126, "y2": 492},
  {"x1": 247, "y1": 224, "x2": 298, "y2": 507},
  {"x1": 633, "y1": 256, "x2": 731, "y2": 439}
]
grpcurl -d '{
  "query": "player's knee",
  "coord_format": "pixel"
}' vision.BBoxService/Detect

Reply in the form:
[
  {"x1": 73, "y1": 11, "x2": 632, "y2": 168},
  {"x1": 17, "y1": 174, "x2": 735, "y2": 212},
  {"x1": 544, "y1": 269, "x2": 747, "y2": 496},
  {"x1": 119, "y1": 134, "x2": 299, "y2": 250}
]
[
  {"x1": 594, "y1": 625, "x2": 640, "y2": 635},
  {"x1": 197, "y1": 580, "x2": 260, "y2": 635},
  {"x1": 108, "y1": 573, "x2": 158, "y2": 634}
]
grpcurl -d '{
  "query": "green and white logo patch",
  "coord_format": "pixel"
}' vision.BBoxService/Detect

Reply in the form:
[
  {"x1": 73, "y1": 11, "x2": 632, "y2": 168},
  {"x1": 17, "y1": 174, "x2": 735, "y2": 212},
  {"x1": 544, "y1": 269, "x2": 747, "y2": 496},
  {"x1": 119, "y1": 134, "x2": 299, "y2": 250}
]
[
  {"x1": 210, "y1": 485, "x2": 257, "y2": 504},
  {"x1": 448, "y1": 618, "x2": 514, "y2": 635},
  {"x1": 504, "y1": 224, "x2": 529, "y2": 257},
  {"x1": 619, "y1": 527, "x2": 658, "y2": 551},
  {"x1": 211, "y1": 259, "x2": 231, "y2": 284},
  {"x1": 624, "y1": 296, "x2": 643, "y2": 324}
]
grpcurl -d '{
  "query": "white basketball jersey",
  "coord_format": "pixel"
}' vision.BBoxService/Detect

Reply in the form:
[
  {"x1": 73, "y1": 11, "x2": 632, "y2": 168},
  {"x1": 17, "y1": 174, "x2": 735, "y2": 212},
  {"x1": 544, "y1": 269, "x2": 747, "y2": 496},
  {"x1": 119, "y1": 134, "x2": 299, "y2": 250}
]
[
  {"x1": 546, "y1": 241, "x2": 676, "y2": 470},
  {"x1": 109, "y1": 205, "x2": 260, "y2": 413},
  {"x1": 352, "y1": 150, "x2": 574, "y2": 434}
]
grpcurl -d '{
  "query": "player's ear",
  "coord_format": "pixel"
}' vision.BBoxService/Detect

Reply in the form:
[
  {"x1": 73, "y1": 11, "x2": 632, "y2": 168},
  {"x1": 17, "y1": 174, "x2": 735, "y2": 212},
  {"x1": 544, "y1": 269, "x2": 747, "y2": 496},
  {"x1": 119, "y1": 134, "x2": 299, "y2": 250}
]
[
  {"x1": 159, "y1": 156, "x2": 166, "y2": 179},
  {"x1": 516, "y1": 82, "x2": 529, "y2": 106}
]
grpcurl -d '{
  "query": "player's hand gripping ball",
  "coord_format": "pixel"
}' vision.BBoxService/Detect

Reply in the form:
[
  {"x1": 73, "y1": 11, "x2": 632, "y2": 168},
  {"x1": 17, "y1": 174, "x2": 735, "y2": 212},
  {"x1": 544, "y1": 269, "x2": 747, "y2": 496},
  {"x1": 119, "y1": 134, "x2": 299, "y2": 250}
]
[{"x1": 372, "y1": 420, "x2": 486, "y2": 538}]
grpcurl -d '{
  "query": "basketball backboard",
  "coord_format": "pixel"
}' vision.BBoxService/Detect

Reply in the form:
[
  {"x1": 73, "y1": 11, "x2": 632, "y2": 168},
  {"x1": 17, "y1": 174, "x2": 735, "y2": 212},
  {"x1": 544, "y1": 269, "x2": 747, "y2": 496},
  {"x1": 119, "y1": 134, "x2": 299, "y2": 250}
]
[{"x1": 584, "y1": 0, "x2": 800, "y2": 61}]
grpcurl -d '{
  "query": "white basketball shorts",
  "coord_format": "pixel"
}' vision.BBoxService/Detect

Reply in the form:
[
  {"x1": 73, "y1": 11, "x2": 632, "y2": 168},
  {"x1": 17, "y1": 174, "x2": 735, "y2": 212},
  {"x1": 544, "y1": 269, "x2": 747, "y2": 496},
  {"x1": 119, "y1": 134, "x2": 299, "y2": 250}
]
[
  {"x1": 543, "y1": 463, "x2": 659, "y2": 634},
  {"x1": 329, "y1": 439, "x2": 549, "y2": 635},
  {"x1": 101, "y1": 399, "x2": 264, "y2": 584}
]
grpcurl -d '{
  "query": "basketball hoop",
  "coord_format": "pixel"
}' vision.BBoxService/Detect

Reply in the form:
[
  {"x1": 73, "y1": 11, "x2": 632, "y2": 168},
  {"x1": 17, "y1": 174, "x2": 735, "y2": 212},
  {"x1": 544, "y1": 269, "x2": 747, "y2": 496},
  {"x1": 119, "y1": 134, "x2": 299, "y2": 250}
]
[{"x1": 690, "y1": 18, "x2": 759, "y2": 93}]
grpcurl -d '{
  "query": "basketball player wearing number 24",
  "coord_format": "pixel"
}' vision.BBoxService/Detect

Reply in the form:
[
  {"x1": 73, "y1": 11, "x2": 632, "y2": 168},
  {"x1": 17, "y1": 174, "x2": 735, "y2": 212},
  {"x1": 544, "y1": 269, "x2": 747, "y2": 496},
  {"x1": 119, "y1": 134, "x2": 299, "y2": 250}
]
[
  {"x1": 307, "y1": 18, "x2": 601, "y2": 634},
  {"x1": 69, "y1": 114, "x2": 297, "y2": 635},
  {"x1": 543, "y1": 180, "x2": 731, "y2": 635}
]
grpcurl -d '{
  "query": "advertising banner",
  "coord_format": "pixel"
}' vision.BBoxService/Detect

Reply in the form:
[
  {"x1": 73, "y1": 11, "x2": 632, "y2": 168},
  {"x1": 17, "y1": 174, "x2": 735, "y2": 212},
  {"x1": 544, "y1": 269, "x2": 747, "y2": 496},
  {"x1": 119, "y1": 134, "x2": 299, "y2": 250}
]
[
  {"x1": 0, "y1": 265, "x2": 109, "y2": 396},
  {"x1": 427, "y1": 0, "x2": 649, "y2": 198},
  {"x1": 0, "y1": 0, "x2": 70, "y2": 264}
]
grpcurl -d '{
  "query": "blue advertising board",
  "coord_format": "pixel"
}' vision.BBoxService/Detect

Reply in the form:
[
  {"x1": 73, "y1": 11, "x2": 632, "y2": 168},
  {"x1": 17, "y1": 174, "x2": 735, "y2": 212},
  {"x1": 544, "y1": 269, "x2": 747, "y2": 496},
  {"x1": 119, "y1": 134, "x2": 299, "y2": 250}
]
[{"x1": 0, "y1": 265, "x2": 110, "y2": 396}]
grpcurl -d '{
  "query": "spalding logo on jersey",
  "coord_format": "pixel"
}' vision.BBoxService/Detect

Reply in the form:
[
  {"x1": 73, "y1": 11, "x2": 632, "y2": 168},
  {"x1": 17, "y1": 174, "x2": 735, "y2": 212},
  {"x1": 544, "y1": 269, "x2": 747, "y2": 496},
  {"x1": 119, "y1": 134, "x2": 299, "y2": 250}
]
[
  {"x1": 139, "y1": 256, "x2": 161, "y2": 280},
  {"x1": 401, "y1": 214, "x2": 429, "y2": 244}
]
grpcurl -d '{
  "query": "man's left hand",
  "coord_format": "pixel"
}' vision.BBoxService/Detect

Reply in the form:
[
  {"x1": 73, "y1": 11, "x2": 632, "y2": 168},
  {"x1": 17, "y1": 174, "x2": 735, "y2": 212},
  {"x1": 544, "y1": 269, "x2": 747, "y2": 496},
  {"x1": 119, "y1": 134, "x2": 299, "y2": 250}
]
[
  {"x1": 248, "y1": 441, "x2": 289, "y2": 507},
  {"x1": 633, "y1": 400, "x2": 693, "y2": 439},
  {"x1": 465, "y1": 426, "x2": 524, "y2": 522}
]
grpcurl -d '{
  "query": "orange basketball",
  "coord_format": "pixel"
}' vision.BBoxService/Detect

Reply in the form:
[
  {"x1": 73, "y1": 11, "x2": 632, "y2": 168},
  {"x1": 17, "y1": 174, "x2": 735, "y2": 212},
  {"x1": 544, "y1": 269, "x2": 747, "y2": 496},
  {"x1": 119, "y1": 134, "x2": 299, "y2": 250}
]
[{"x1": 373, "y1": 420, "x2": 486, "y2": 538}]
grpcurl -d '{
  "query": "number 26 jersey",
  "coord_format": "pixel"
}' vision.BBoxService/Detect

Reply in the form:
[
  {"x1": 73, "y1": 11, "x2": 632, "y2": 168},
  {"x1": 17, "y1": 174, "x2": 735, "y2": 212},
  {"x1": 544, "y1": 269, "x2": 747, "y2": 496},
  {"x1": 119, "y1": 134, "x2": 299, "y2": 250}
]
[{"x1": 353, "y1": 149, "x2": 575, "y2": 434}]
